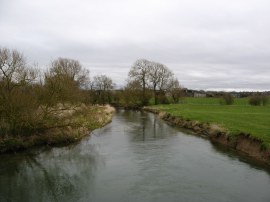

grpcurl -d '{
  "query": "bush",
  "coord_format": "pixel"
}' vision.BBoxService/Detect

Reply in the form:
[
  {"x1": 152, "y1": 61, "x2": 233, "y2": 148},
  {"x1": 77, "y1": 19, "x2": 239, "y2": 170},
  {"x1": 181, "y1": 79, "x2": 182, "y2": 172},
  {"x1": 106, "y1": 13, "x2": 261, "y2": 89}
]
[
  {"x1": 248, "y1": 95, "x2": 267, "y2": 106},
  {"x1": 249, "y1": 95, "x2": 261, "y2": 106},
  {"x1": 157, "y1": 93, "x2": 169, "y2": 104},
  {"x1": 262, "y1": 96, "x2": 269, "y2": 106},
  {"x1": 220, "y1": 93, "x2": 234, "y2": 105}
]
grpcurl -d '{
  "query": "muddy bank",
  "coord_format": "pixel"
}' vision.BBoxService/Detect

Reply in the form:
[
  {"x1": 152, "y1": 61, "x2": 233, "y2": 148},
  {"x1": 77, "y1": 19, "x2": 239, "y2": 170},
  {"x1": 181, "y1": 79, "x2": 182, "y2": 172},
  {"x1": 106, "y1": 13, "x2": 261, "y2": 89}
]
[
  {"x1": 144, "y1": 107, "x2": 270, "y2": 165},
  {"x1": 0, "y1": 105, "x2": 115, "y2": 153}
]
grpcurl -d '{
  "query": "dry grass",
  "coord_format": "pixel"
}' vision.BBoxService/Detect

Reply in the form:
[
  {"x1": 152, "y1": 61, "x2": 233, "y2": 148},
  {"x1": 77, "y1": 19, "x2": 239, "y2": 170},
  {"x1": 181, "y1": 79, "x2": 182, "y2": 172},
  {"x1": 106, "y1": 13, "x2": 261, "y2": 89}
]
[{"x1": 0, "y1": 104, "x2": 115, "y2": 153}]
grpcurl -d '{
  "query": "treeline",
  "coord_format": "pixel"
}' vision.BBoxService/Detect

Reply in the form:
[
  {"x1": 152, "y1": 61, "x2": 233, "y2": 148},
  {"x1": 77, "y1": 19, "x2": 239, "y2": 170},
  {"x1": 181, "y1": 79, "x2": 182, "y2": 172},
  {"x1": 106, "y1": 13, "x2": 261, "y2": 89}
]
[
  {"x1": 0, "y1": 48, "x2": 114, "y2": 137},
  {"x1": 0, "y1": 48, "x2": 182, "y2": 137},
  {"x1": 89, "y1": 59, "x2": 183, "y2": 108},
  {"x1": 219, "y1": 93, "x2": 269, "y2": 106},
  {"x1": 118, "y1": 59, "x2": 182, "y2": 108}
]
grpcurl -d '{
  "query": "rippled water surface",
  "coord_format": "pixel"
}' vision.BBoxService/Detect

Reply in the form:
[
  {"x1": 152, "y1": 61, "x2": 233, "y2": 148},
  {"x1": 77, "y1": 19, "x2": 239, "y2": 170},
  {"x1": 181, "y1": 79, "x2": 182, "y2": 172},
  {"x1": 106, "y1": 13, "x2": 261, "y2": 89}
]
[{"x1": 0, "y1": 110, "x2": 270, "y2": 202}]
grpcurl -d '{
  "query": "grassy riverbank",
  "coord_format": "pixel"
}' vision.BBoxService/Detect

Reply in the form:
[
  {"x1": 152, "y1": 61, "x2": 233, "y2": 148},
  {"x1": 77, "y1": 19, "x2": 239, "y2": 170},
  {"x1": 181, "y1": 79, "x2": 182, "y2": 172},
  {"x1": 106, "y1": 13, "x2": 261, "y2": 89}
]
[
  {"x1": 149, "y1": 98, "x2": 270, "y2": 149},
  {"x1": 0, "y1": 105, "x2": 115, "y2": 153}
]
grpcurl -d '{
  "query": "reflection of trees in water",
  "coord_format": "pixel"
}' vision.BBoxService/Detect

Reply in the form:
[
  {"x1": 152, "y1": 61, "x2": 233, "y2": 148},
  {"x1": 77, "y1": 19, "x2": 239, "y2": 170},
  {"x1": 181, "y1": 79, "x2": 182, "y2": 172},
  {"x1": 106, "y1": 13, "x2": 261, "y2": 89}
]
[
  {"x1": 121, "y1": 110, "x2": 178, "y2": 142},
  {"x1": 0, "y1": 143, "x2": 103, "y2": 202},
  {"x1": 25, "y1": 154, "x2": 58, "y2": 201}
]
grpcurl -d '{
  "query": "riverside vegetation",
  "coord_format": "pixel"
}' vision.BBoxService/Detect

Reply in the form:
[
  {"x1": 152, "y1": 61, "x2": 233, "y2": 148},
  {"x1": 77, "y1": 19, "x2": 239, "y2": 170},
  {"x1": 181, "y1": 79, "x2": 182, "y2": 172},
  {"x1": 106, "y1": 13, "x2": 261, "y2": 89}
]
[
  {"x1": 0, "y1": 49, "x2": 182, "y2": 153},
  {"x1": 1, "y1": 47, "x2": 269, "y2": 162},
  {"x1": 146, "y1": 97, "x2": 270, "y2": 164},
  {"x1": 0, "y1": 48, "x2": 115, "y2": 152},
  {"x1": 0, "y1": 104, "x2": 114, "y2": 152}
]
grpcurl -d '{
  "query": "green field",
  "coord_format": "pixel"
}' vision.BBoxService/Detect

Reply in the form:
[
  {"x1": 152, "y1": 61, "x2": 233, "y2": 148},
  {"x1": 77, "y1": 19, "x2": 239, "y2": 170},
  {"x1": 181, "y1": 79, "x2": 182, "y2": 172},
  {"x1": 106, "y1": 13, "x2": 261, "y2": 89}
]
[
  {"x1": 180, "y1": 97, "x2": 249, "y2": 105},
  {"x1": 151, "y1": 97, "x2": 270, "y2": 148}
]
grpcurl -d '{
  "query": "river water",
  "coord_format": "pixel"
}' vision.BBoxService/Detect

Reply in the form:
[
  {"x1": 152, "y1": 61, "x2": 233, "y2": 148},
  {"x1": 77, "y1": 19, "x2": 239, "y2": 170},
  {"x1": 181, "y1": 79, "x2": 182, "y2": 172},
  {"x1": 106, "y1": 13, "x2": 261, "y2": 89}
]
[{"x1": 0, "y1": 110, "x2": 270, "y2": 202}]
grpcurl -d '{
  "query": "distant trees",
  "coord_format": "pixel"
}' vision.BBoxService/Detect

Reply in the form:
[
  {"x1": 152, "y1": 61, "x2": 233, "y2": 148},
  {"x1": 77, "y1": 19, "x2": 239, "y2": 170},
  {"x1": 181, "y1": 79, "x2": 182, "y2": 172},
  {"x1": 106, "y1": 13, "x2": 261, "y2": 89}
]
[
  {"x1": 92, "y1": 75, "x2": 114, "y2": 104},
  {"x1": 120, "y1": 80, "x2": 150, "y2": 108},
  {"x1": 0, "y1": 47, "x2": 183, "y2": 137},
  {"x1": 128, "y1": 59, "x2": 151, "y2": 105},
  {"x1": 148, "y1": 62, "x2": 173, "y2": 104},
  {"x1": 126, "y1": 59, "x2": 182, "y2": 106},
  {"x1": 0, "y1": 48, "x2": 115, "y2": 137}
]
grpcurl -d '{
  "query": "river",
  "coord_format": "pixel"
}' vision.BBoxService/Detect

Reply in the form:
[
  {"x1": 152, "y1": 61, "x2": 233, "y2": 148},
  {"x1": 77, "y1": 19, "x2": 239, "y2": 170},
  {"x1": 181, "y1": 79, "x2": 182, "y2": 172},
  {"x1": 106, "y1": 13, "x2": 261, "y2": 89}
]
[{"x1": 0, "y1": 110, "x2": 270, "y2": 202}]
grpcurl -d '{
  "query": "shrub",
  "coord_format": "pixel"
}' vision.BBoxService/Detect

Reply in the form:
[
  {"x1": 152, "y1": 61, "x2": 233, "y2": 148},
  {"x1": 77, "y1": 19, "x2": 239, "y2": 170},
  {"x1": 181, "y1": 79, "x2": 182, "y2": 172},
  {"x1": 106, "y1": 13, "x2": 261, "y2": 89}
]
[
  {"x1": 249, "y1": 95, "x2": 262, "y2": 106},
  {"x1": 220, "y1": 93, "x2": 234, "y2": 105},
  {"x1": 262, "y1": 96, "x2": 269, "y2": 106}
]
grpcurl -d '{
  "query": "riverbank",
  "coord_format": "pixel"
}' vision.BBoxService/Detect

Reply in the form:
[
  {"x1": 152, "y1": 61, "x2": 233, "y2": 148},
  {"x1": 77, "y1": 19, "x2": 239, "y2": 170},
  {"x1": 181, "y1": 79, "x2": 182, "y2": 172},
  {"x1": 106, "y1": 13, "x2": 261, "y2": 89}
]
[
  {"x1": 0, "y1": 104, "x2": 115, "y2": 153},
  {"x1": 144, "y1": 106, "x2": 270, "y2": 165}
]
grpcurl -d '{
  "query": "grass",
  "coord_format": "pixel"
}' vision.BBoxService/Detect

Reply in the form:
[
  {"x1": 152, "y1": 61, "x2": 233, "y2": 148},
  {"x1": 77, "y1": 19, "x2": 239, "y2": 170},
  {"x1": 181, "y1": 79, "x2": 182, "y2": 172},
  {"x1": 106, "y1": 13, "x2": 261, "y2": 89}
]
[
  {"x1": 0, "y1": 105, "x2": 114, "y2": 153},
  {"x1": 181, "y1": 97, "x2": 249, "y2": 105},
  {"x1": 150, "y1": 97, "x2": 270, "y2": 148}
]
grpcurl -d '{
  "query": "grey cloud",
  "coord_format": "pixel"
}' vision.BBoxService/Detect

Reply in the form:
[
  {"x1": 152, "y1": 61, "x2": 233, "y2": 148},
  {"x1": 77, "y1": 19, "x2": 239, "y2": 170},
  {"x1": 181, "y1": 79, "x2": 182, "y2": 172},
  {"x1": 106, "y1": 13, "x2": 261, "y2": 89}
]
[{"x1": 0, "y1": 0, "x2": 270, "y2": 91}]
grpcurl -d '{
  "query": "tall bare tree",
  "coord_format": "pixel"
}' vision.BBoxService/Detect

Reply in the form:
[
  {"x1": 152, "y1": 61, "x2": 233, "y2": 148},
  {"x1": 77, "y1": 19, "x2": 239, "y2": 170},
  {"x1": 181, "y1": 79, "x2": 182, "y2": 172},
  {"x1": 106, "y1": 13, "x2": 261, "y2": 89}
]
[
  {"x1": 127, "y1": 59, "x2": 179, "y2": 105},
  {"x1": 148, "y1": 62, "x2": 173, "y2": 104},
  {"x1": 128, "y1": 59, "x2": 151, "y2": 105}
]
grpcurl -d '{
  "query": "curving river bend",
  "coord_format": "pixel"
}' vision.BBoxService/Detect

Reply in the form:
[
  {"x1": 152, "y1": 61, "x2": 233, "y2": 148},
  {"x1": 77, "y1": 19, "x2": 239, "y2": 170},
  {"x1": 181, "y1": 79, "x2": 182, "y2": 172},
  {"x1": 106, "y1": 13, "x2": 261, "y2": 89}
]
[{"x1": 0, "y1": 110, "x2": 270, "y2": 202}]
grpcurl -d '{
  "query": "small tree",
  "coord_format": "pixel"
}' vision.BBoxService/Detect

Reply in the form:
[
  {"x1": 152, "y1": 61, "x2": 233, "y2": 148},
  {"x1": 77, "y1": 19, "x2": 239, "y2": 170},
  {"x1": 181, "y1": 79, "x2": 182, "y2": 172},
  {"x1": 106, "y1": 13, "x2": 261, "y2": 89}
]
[
  {"x1": 248, "y1": 95, "x2": 269, "y2": 106},
  {"x1": 167, "y1": 77, "x2": 183, "y2": 103},
  {"x1": 220, "y1": 93, "x2": 234, "y2": 105},
  {"x1": 93, "y1": 75, "x2": 114, "y2": 104},
  {"x1": 121, "y1": 80, "x2": 145, "y2": 108},
  {"x1": 43, "y1": 58, "x2": 90, "y2": 106},
  {"x1": 248, "y1": 95, "x2": 261, "y2": 106}
]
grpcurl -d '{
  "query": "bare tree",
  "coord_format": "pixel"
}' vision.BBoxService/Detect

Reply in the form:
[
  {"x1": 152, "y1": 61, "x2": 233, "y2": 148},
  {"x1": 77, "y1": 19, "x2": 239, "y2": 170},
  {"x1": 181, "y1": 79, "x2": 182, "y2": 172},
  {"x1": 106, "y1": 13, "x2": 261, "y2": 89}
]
[
  {"x1": 0, "y1": 48, "x2": 27, "y2": 89},
  {"x1": 44, "y1": 58, "x2": 91, "y2": 105},
  {"x1": 93, "y1": 75, "x2": 113, "y2": 91},
  {"x1": 93, "y1": 75, "x2": 114, "y2": 104},
  {"x1": 0, "y1": 48, "x2": 39, "y2": 135},
  {"x1": 49, "y1": 57, "x2": 90, "y2": 88},
  {"x1": 128, "y1": 59, "x2": 151, "y2": 105},
  {"x1": 148, "y1": 62, "x2": 173, "y2": 104},
  {"x1": 127, "y1": 59, "x2": 180, "y2": 105}
]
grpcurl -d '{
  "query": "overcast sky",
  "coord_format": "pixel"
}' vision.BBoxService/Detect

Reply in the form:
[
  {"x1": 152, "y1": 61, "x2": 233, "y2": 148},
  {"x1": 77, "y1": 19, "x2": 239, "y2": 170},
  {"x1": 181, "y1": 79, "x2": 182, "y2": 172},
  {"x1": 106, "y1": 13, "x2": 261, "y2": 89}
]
[{"x1": 1, "y1": 0, "x2": 270, "y2": 91}]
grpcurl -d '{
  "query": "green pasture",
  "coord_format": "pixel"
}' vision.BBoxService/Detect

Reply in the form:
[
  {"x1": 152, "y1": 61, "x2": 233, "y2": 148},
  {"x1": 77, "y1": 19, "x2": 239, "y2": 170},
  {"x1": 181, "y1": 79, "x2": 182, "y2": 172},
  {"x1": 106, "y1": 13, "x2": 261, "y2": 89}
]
[
  {"x1": 180, "y1": 97, "x2": 249, "y2": 105},
  {"x1": 151, "y1": 98, "x2": 270, "y2": 148}
]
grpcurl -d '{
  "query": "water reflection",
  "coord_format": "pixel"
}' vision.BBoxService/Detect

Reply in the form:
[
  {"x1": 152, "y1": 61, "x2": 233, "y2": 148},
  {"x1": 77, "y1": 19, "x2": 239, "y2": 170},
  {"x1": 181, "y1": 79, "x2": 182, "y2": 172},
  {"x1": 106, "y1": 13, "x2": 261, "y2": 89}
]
[
  {"x1": 0, "y1": 142, "x2": 103, "y2": 202},
  {"x1": 121, "y1": 110, "x2": 178, "y2": 141},
  {"x1": 0, "y1": 109, "x2": 270, "y2": 202}
]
